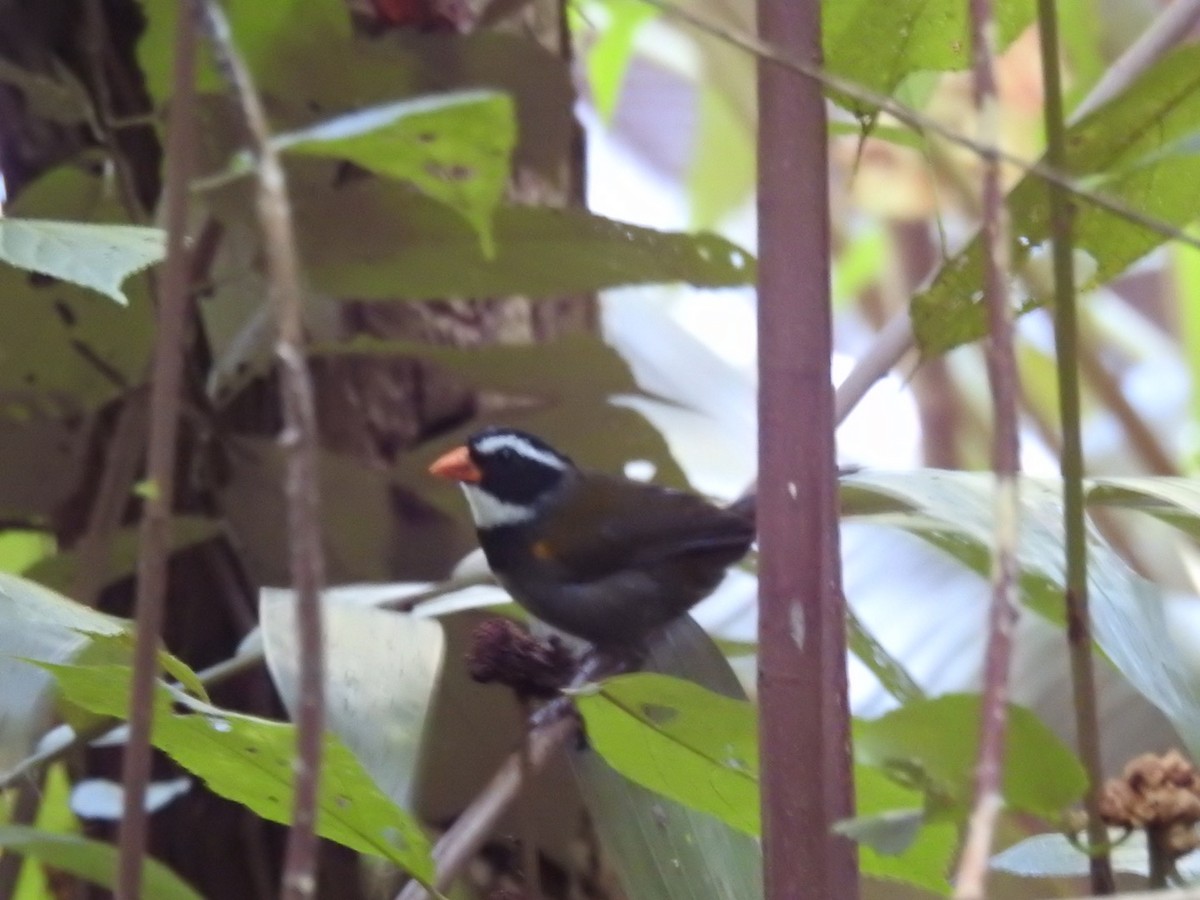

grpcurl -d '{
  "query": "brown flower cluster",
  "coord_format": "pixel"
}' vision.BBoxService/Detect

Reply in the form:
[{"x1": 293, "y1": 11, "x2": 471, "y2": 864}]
[{"x1": 1098, "y1": 749, "x2": 1200, "y2": 857}]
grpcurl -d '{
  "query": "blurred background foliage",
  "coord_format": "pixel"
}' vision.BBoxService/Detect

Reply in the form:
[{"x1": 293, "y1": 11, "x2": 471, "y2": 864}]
[{"x1": 2, "y1": 0, "x2": 1200, "y2": 897}]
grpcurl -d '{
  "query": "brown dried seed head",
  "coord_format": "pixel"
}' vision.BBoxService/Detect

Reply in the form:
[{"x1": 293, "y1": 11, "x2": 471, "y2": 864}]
[
  {"x1": 466, "y1": 618, "x2": 575, "y2": 699},
  {"x1": 1098, "y1": 749, "x2": 1200, "y2": 858}
]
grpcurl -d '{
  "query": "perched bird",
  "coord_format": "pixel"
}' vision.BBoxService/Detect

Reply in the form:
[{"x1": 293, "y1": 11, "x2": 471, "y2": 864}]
[{"x1": 429, "y1": 427, "x2": 756, "y2": 649}]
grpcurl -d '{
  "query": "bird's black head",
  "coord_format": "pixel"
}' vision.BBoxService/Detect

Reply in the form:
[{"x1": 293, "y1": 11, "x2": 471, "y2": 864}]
[{"x1": 429, "y1": 427, "x2": 576, "y2": 529}]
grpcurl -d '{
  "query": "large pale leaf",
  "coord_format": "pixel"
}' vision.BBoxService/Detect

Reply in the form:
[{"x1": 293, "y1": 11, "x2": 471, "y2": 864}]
[
  {"x1": 259, "y1": 587, "x2": 445, "y2": 809},
  {"x1": 0, "y1": 218, "x2": 164, "y2": 305},
  {"x1": 0, "y1": 826, "x2": 202, "y2": 900},
  {"x1": 40, "y1": 662, "x2": 435, "y2": 883},
  {"x1": 272, "y1": 91, "x2": 515, "y2": 256},
  {"x1": 841, "y1": 471, "x2": 1200, "y2": 752}
]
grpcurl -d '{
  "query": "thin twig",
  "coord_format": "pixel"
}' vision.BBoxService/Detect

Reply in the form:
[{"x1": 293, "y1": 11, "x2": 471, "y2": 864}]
[
  {"x1": 114, "y1": 6, "x2": 198, "y2": 897},
  {"x1": 195, "y1": 3, "x2": 328, "y2": 895},
  {"x1": 952, "y1": 1, "x2": 1020, "y2": 897},
  {"x1": 1039, "y1": 0, "x2": 1117, "y2": 892}
]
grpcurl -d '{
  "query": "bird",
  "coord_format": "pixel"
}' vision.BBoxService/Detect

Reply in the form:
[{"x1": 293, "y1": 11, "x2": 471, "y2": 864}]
[{"x1": 428, "y1": 427, "x2": 756, "y2": 650}]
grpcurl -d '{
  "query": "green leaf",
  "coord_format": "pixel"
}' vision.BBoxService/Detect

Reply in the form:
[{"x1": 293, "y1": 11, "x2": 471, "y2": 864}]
[
  {"x1": 0, "y1": 218, "x2": 165, "y2": 306},
  {"x1": 574, "y1": 665, "x2": 954, "y2": 895},
  {"x1": 68, "y1": 631, "x2": 211, "y2": 705},
  {"x1": 572, "y1": 673, "x2": 759, "y2": 836},
  {"x1": 850, "y1": 766, "x2": 956, "y2": 894},
  {"x1": 855, "y1": 694, "x2": 1086, "y2": 820},
  {"x1": 136, "y1": 0, "x2": 352, "y2": 105},
  {"x1": 688, "y1": 84, "x2": 755, "y2": 229},
  {"x1": 0, "y1": 826, "x2": 202, "y2": 900},
  {"x1": 288, "y1": 171, "x2": 754, "y2": 299},
  {"x1": 824, "y1": 0, "x2": 1036, "y2": 114},
  {"x1": 272, "y1": 91, "x2": 515, "y2": 256},
  {"x1": 24, "y1": 516, "x2": 221, "y2": 596},
  {"x1": 580, "y1": 0, "x2": 658, "y2": 121},
  {"x1": 40, "y1": 662, "x2": 435, "y2": 884},
  {"x1": 0, "y1": 530, "x2": 55, "y2": 574},
  {"x1": 912, "y1": 42, "x2": 1200, "y2": 355},
  {"x1": 9, "y1": 763, "x2": 78, "y2": 899}
]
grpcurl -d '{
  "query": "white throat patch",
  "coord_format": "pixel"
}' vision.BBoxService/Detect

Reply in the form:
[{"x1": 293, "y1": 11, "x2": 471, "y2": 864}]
[
  {"x1": 461, "y1": 483, "x2": 537, "y2": 529},
  {"x1": 473, "y1": 433, "x2": 568, "y2": 471}
]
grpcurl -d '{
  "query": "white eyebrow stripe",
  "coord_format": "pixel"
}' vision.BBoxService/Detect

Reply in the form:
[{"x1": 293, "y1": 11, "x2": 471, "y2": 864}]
[
  {"x1": 462, "y1": 484, "x2": 537, "y2": 528},
  {"x1": 473, "y1": 433, "x2": 568, "y2": 470}
]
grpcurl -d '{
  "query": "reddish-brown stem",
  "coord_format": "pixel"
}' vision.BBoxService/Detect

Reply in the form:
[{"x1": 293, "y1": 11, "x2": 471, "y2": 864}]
[
  {"x1": 757, "y1": 2, "x2": 857, "y2": 899},
  {"x1": 114, "y1": 6, "x2": 197, "y2": 898},
  {"x1": 195, "y1": 2, "x2": 328, "y2": 896},
  {"x1": 952, "y1": 1, "x2": 1021, "y2": 897}
]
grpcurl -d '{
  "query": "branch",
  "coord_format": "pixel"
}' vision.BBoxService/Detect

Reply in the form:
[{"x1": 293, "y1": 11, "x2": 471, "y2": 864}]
[
  {"x1": 114, "y1": 5, "x2": 198, "y2": 897},
  {"x1": 1039, "y1": 0, "x2": 1117, "y2": 892},
  {"x1": 194, "y1": 2, "x2": 329, "y2": 897},
  {"x1": 952, "y1": 0, "x2": 1020, "y2": 896}
]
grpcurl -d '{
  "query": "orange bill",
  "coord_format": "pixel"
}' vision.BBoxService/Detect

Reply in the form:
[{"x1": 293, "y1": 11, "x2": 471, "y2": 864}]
[{"x1": 428, "y1": 445, "x2": 482, "y2": 483}]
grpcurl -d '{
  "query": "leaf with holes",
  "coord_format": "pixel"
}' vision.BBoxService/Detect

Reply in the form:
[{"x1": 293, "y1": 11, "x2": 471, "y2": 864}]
[
  {"x1": 292, "y1": 170, "x2": 755, "y2": 300},
  {"x1": 38, "y1": 662, "x2": 434, "y2": 884},
  {"x1": 272, "y1": 91, "x2": 515, "y2": 256}
]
